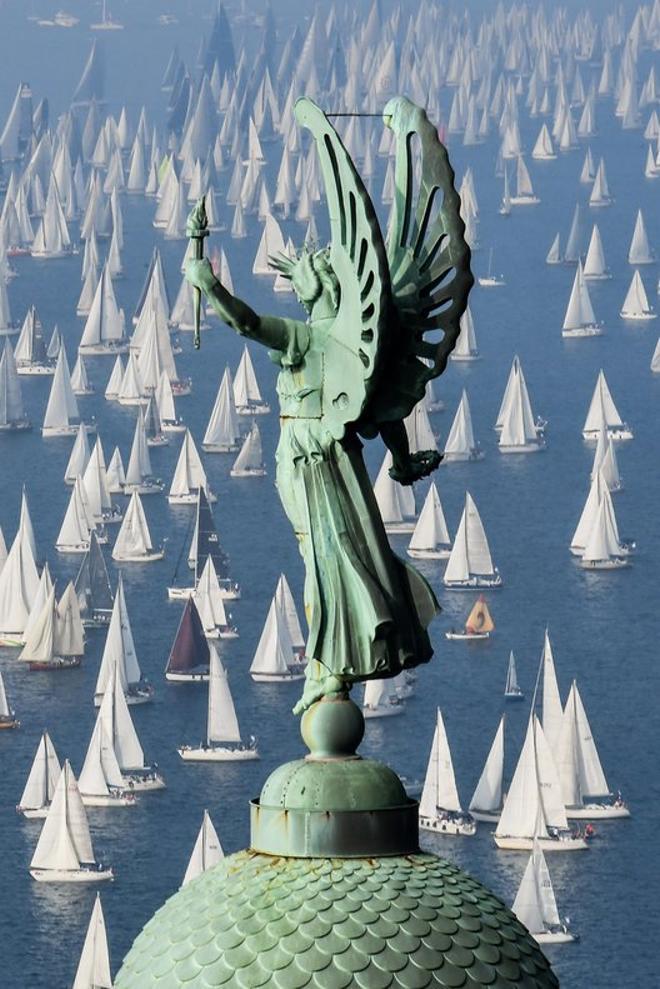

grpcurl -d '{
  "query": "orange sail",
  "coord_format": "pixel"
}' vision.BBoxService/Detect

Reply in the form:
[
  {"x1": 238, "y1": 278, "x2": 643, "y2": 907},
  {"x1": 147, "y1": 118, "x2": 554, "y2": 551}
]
[{"x1": 465, "y1": 596, "x2": 494, "y2": 634}]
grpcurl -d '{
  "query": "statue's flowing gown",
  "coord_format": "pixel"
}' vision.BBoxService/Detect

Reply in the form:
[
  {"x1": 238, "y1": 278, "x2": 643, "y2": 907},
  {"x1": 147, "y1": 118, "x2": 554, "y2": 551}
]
[{"x1": 272, "y1": 322, "x2": 438, "y2": 691}]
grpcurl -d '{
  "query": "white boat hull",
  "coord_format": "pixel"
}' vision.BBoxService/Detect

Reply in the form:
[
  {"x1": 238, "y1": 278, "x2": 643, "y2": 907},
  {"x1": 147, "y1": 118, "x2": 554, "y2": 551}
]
[
  {"x1": 122, "y1": 773, "x2": 166, "y2": 792},
  {"x1": 168, "y1": 493, "x2": 217, "y2": 505},
  {"x1": 470, "y1": 810, "x2": 500, "y2": 823},
  {"x1": 620, "y1": 311, "x2": 657, "y2": 320},
  {"x1": 499, "y1": 442, "x2": 545, "y2": 453},
  {"x1": 123, "y1": 482, "x2": 164, "y2": 495},
  {"x1": 166, "y1": 670, "x2": 209, "y2": 682},
  {"x1": 167, "y1": 586, "x2": 194, "y2": 600},
  {"x1": 566, "y1": 804, "x2": 630, "y2": 819},
  {"x1": 444, "y1": 631, "x2": 490, "y2": 641},
  {"x1": 494, "y1": 835, "x2": 588, "y2": 851},
  {"x1": 178, "y1": 745, "x2": 259, "y2": 762},
  {"x1": 442, "y1": 450, "x2": 484, "y2": 461},
  {"x1": 477, "y1": 278, "x2": 505, "y2": 287},
  {"x1": 583, "y1": 428, "x2": 633, "y2": 443},
  {"x1": 30, "y1": 866, "x2": 113, "y2": 882},
  {"x1": 407, "y1": 547, "x2": 451, "y2": 559},
  {"x1": 113, "y1": 550, "x2": 165, "y2": 563},
  {"x1": 444, "y1": 576, "x2": 503, "y2": 589},
  {"x1": 79, "y1": 343, "x2": 129, "y2": 355},
  {"x1": 419, "y1": 814, "x2": 477, "y2": 836},
  {"x1": 562, "y1": 326, "x2": 604, "y2": 338},
  {"x1": 251, "y1": 671, "x2": 306, "y2": 683},
  {"x1": 363, "y1": 704, "x2": 404, "y2": 719},
  {"x1": 17, "y1": 365, "x2": 54, "y2": 376},
  {"x1": 579, "y1": 557, "x2": 629, "y2": 570},
  {"x1": 42, "y1": 425, "x2": 84, "y2": 437},
  {"x1": 384, "y1": 521, "x2": 416, "y2": 534},
  {"x1": 230, "y1": 468, "x2": 267, "y2": 477},
  {"x1": 81, "y1": 792, "x2": 137, "y2": 807},
  {"x1": 202, "y1": 444, "x2": 240, "y2": 454},
  {"x1": 17, "y1": 806, "x2": 49, "y2": 819}
]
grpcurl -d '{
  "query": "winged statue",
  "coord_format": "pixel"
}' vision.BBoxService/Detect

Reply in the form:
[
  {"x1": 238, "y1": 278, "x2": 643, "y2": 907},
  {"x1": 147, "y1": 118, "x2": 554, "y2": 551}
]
[{"x1": 186, "y1": 96, "x2": 474, "y2": 713}]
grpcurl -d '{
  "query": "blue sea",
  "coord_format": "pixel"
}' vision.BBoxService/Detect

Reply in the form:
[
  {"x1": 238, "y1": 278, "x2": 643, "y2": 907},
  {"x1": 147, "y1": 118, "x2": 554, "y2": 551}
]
[{"x1": 0, "y1": 2, "x2": 657, "y2": 986}]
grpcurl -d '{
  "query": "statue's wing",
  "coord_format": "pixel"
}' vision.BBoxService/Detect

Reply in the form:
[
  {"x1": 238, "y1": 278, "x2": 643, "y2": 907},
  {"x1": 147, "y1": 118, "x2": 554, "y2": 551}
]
[
  {"x1": 372, "y1": 97, "x2": 474, "y2": 424},
  {"x1": 294, "y1": 98, "x2": 392, "y2": 441}
]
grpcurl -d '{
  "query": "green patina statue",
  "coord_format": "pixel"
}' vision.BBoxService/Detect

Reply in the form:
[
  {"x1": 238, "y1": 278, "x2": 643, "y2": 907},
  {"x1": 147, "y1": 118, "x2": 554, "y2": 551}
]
[{"x1": 186, "y1": 97, "x2": 473, "y2": 713}]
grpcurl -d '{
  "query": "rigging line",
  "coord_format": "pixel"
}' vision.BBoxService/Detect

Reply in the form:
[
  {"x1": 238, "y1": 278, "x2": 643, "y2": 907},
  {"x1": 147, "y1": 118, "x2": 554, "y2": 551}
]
[{"x1": 325, "y1": 112, "x2": 383, "y2": 117}]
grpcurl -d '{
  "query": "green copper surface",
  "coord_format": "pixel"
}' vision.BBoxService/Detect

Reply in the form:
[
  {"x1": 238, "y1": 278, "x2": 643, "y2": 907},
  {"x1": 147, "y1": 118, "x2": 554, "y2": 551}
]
[
  {"x1": 115, "y1": 851, "x2": 559, "y2": 988},
  {"x1": 186, "y1": 96, "x2": 474, "y2": 714}
]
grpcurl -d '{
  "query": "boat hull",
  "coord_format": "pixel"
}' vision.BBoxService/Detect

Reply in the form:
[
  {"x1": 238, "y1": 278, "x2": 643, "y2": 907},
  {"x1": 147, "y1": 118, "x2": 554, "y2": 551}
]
[
  {"x1": 419, "y1": 814, "x2": 477, "y2": 836},
  {"x1": 579, "y1": 558, "x2": 630, "y2": 570},
  {"x1": 445, "y1": 631, "x2": 490, "y2": 641},
  {"x1": 363, "y1": 705, "x2": 404, "y2": 719},
  {"x1": 470, "y1": 810, "x2": 500, "y2": 823},
  {"x1": 494, "y1": 836, "x2": 588, "y2": 851},
  {"x1": 178, "y1": 745, "x2": 259, "y2": 762},
  {"x1": 250, "y1": 671, "x2": 306, "y2": 683},
  {"x1": 566, "y1": 804, "x2": 630, "y2": 819},
  {"x1": 534, "y1": 931, "x2": 577, "y2": 945},
  {"x1": 0, "y1": 718, "x2": 19, "y2": 729},
  {"x1": 168, "y1": 493, "x2": 217, "y2": 505},
  {"x1": 230, "y1": 468, "x2": 267, "y2": 477},
  {"x1": 112, "y1": 550, "x2": 165, "y2": 563},
  {"x1": 167, "y1": 586, "x2": 194, "y2": 600},
  {"x1": 442, "y1": 450, "x2": 484, "y2": 461},
  {"x1": 498, "y1": 442, "x2": 545, "y2": 453},
  {"x1": 583, "y1": 428, "x2": 633, "y2": 442},
  {"x1": 30, "y1": 867, "x2": 113, "y2": 883},
  {"x1": 16, "y1": 365, "x2": 55, "y2": 376},
  {"x1": 81, "y1": 793, "x2": 137, "y2": 807},
  {"x1": 122, "y1": 773, "x2": 166, "y2": 792},
  {"x1": 122, "y1": 482, "x2": 164, "y2": 495},
  {"x1": 562, "y1": 327, "x2": 604, "y2": 338},
  {"x1": 166, "y1": 670, "x2": 209, "y2": 682},
  {"x1": 407, "y1": 548, "x2": 452, "y2": 559},
  {"x1": 17, "y1": 806, "x2": 49, "y2": 819},
  {"x1": 383, "y1": 522, "x2": 416, "y2": 534},
  {"x1": 202, "y1": 444, "x2": 240, "y2": 454},
  {"x1": 620, "y1": 311, "x2": 657, "y2": 320},
  {"x1": 444, "y1": 577, "x2": 503, "y2": 589},
  {"x1": 28, "y1": 658, "x2": 81, "y2": 671}
]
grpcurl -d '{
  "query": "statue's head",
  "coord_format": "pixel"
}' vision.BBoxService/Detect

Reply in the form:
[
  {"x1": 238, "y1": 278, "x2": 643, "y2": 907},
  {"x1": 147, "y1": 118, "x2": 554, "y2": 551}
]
[{"x1": 270, "y1": 247, "x2": 340, "y2": 316}]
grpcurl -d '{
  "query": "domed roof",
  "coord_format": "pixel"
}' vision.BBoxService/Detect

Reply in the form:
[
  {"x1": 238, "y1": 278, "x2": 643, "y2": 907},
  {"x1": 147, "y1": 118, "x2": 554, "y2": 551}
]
[{"x1": 115, "y1": 850, "x2": 559, "y2": 988}]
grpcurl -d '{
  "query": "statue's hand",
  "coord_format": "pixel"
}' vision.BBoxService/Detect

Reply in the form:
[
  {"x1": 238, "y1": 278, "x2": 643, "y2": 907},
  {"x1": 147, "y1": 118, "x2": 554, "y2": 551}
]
[
  {"x1": 185, "y1": 258, "x2": 218, "y2": 294},
  {"x1": 389, "y1": 450, "x2": 442, "y2": 486}
]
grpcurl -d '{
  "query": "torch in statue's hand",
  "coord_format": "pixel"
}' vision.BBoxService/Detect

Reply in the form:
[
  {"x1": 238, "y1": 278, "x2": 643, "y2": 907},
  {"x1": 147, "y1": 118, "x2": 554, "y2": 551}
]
[{"x1": 186, "y1": 197, "x2": 209, "y2": 350}]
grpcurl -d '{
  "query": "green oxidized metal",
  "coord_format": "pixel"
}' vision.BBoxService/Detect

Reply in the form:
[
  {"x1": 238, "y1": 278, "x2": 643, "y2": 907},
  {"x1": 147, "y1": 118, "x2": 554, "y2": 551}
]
[{"x1": 115, "y1": 697, "x2": 559, "y2": 988}]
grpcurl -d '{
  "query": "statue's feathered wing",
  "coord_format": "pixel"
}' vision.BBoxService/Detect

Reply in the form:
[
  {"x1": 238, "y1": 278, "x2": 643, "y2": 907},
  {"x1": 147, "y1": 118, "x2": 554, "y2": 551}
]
[
  {"x1": 295, "y1": 96, "x2": 473, "y2": 439},
  {"x1": 294, "y1": 98, "x2": 391, "y2": 441}
]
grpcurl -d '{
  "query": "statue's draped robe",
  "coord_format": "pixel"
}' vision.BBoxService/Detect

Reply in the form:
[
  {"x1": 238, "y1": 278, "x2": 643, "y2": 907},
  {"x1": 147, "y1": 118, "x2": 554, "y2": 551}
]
[{"x1": 271, "y1": 320, "x2": 439, "y2": 691}]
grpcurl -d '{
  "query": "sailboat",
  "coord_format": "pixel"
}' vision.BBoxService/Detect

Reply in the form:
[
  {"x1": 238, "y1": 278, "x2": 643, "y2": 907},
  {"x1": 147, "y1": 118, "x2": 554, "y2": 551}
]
[
  {"x1": 230, "y1": 423, "x2": 266, "y2": 476},
  {"x1": 179, "y1": 647, "x2": 258, "y2": 761},
  {"x1": 169, "y1": 430, "x2": 216, "y2": 503},
  {"x1": 582, "y1": 371, "x2": 633, "y2": 441},
  {"x1": 558, "y1": 681, "x2": 630, "y2": 819},
  {"x1": 91, "y1": 0, "x2": 124, "y2": 29},
  {"x1": 56, "y1": 476, "x2": 99, "y2": 553},
  {"x1": 362, "y1": 677, "x2": 404, "y2": 718},
  {"x1": 510, "y1": 155, "x2": 540, "y2": 205},
  {"x1": 450, "y1": 307, "x2": 480, "y2": 360},
  {"x1": 445, "y1": 595, "x2": 494, "y2": 640},
  {"x1": 373, "y1": 451, "x2": 416, "y2": 533},
  {"x1": 42, "y1": 347, "x2": 90, "y2": 436},
  {"x1": 202, "y1": 368, "x2": 242, "y2": 453},
  {"x1": 512, "y1": 841, "x2": 578, "y2": 944},
  {"x1": 443, "y1": 492, "x2": 502, "y2": 588},
  {"x1": 504, "y1": 651, "x2": 524, "y2": 700},
  {"x1": 545, "y1": 233, "x2": 563, "y2": 265},
  {"x1": 78, "y1": 265, "x2": 128, "y2": 355},
  {"x1": 233, "y1": 346, "x2": 270, "y2": 414},
  {"x1": 165, "y1": 597, "x2": 210, "y2": 681},
  {"x1": 94, "y1": 575, "x2": 153, "y2": 705},
  {"x1": 583, "y1": 225, "x2": 611, "y2": 279},
  {"x1": 29, "y1": 761, "x2": 113, "y2": 882},
  {"x1": 112, "y1": 492, "x2": 164, "y2": 562},
  {"x1": 495, "y1": 357, "x2": 546, "y2": 435},
  {"x1": 275, "y1": 573, "x2": 305, "y2": 658},
  {"x1": 494, "y1": 715, "x2": 587, "y2": 851},
  {"x1": 14, "y1": 306, "x2": 54, "y2": 375},
  {"x1": 627, "y1": 209, "x2": 655, "y2": 264},
  {"x1": 249, "y1": 588, "x2": 306, "y2": 682},
  {"x1": 443, "y1": 391, "x2": 482, "y2": 460},
  {"x1": 193, "y1": 556, "x2": 238, "y2": 639},
  {"x1": 0, "y1": 341, "x2": 30, "y2": 431},
  {"x1": 19, "y1": 583, "x2": 85, "y2": 671},
  {"x1": 620, "y1": 271, "x2": 656, "y2": 320},
  {"x1": 477, "y1": 248, "x2": 505, "y2": 287},
  {"x1": 0, "y1": 508, "x2": 40, "y2": 643},
  {"x1": 17, "y1": 731, "x2": 60, "y2": 817},
  {"x1": 182, "y1": 810, "x2": 224, "y2": 886},
  {"x1": 124, "y1": 409, "x2": 163, "y2": 493},
  {"x1": 79, "y1": 682, "x2": 138, "y2": 807},
  {"x1": 419, "y1": 708, "x2": 476, "y2": 835},
  {"x1": 100, "y1": 667, "x2": 165, "y2": 791},
  {"x1": 498, "y1": 164, "x2": 511, "y2": 215},
  {"x1": 74, "y1": 531, "x2": 114, "y2": 626},
  {"x1": 71, "y1": 894, "x2": 113, "y2": 988},
  {"x1": 168, "y1": 487, "x2": 239, "y2": 600},
  {"x1": 561, "y1": 262, "x2": 603, "y2": 338},
  {"x1": 0, "y1": 671, "x2": 19, "y2": 727},
  {"x1": 591, "y1": 426, "x2": 622, "y2": 492},
  {"x1": 498, "y1": 369, "x2": 545, "y2": 453},
  {"x1": 589, "y1": 158, "x2": 612, "y2": 207},
  {"x1": 468, "y1": 717, "x2": 505, "y2": 822},
  {"x1": 71, "y1": 355, "x2": 94, "y2": 395},
  {"x1": 407, "y1": 483, "x2": 452, "y2": 559},
  {"x1": 156, "y1": 369, "x2": 185, "y2": 431},
  {"x1": 571, "y1": 471, "x2": 632, "y2": 562}
]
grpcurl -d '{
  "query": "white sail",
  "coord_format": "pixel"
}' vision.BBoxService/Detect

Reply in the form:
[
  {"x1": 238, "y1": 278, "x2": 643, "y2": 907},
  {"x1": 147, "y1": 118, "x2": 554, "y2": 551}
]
[
  {"x1": 125, "y1": 410, "x2": 154, "y2": 487},
  {"x1": 43, "y1": 347, "x2": 80, "y2": 432},
  {"x1": 83, "y1": 439, "x2": 113, "y2": 521},
  {"x1": 56, "y1": 477, "x2": 92, "y2": 550},
  {"x1": 419, "y1": 708, "x2": 462, "y2": 816},
  {"x1": 0, "y1": 520, "x2": 39, "y2": 634},
  {"x1": 512, "y1": 841, "x2": 561, "y2": 934},
  {"x1": 72, "y1": 894, "x2": 113, "y2": 989},
  {"x1": 207, "y1": 646, "x2": 242, "y2": 745},
  {"x1": 0, "y1": 340, "x2": 27, "y2": 425},
  {"x1": 583, "y1": 225, "x2": 609, "y2": 279},
  {"x1": 231, "y1": 423, "x2": 264, "y2": 475},
  {"x1": 79, "y1": 265, "x2": 126, "y2": 352},
  {"x1": 627, "y1": 209, "x2": 654, "y2": 264},
  {"x1": 19, "y1": 587, "x2": 56, "y2": 663},
  {"x1": 408, "y1": 483, "x2": 451, "y2": 554},
  {"x1": 65, "y1": 424, "x2": 91, "y2": 484},
  {"x1": 203, "y1": 368, "x2": 241, "y2": 450},
  {"x1": 541, "y1": 631, "x2": 563, "y2": 761},
  {"x1": 583, "y1": 371, "x2": 624, "y2": 433},
  {"x1": 444, "y1": 492, "x2": 496, "y2": 583},
  {"x1": 499, "y1": 370, "x2": 539, "y2": 448},
  {"x1": 252, "y1": 213, "x2": 286, "y2": 275},
  {"x1": 96, "y1": 575, "x2": 141, "y2": 696},
  {"x1": 193, "y1": 556, "x2": 228, "y2": 632},
  {"x1": 104, "y1": 355, "x2": 124, "y2": 399},
  {"x1": 274, "y1": 573, "x2": 304, "y2": 649},
  {"x1": 558, "y1": 681, "x2": 609, "y2": 807},
  {"x1": 100, "y1": 668, "x2": 145, "y2": 771},
  {"x1": 170, "y1": 429, "x2": 213, "y2": 499},
  {"x1": 620, "y1": 270, "x2": 655, "y2": 318},
  {"x1": 373, "y1": 451, "x2": 415, "y2": 526},
  {"x1": 496, "y1": 716, "x2": 568, "y2": 841},
  {"x1": 56, "y1": 581, "x2": 85, "y2": 655},
  {"x1": 112, "y1": 492, "x2": 155, "y2": 560},
  {"x1": 19, "y1": 731, "x2": 60, "y2": 813},
  {"x1": 79, "y1": 693, "x2": 126, "y2": 797},
  {"x1": 182, "y1": 811, "x2": 224, "y2": 887},
  {"x1": 23, "y1": 563, "x2": 53, "y2": 640},
  {"x1": 545, "y1": 233, "x2": 562, "y2": 264},
  {"x1": 469, "y1": 717, "x2": 504, "y2": 814},
  {"x1": 30, "y1": 761, "x2": 96, "y2": 871},
  {"x1": 250, "y1": 595, "x2": 294, "y2": 676},
  {"x1": 444, "y1": 391, "x2": 479, "y2": 459},
  {"x1": 505, "y1": 651, "x2": 520, "y2": 694},
  {"x1": 233, "y1": 346, "x2": 265, "y2": 409},
  {"x1": 451, "y1": 305, "x2": 479, "y2": 359}
]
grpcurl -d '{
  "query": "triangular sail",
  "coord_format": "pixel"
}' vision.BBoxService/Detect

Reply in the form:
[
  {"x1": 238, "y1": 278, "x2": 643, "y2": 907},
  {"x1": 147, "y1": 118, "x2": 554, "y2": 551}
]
[{"x1": 469, "y1": 717, "x2": 504, "y2": 813}]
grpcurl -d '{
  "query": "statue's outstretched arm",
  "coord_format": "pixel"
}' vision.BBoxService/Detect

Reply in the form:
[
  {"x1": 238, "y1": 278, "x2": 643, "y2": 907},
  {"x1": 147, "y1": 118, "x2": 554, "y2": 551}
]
[{"x1": 186, "y1": 258, "x2": 291, "y2": 351}]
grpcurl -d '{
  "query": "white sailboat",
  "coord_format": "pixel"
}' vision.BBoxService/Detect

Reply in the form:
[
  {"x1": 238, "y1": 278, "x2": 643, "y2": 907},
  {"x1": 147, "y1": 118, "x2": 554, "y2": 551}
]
[
  {"x1": 182, "y1": 810, "x2": 224, "y2": 886},
  {"x1": 71, "y1": 894, "x2": 113, "y2": 988},
  {"x1": 106, "y1": 447, "x2": 126, "y2": 493},
  {"x1": 124, "y1": 409, "x2": 163, "y2": 493},
  {"x1": 78, "y1": 265, "x2": 128, "y2": 355},
  {"x1": 583, "y1": 225, "x2": 610, "y2": 280},
  {"x1": 591, "y1": 426, "x2": 622, "y2": 492},
  {"x1": 579, "y1": 492, "x2": 629, "y2": 570},
  {"x1": 450, "y1": 306, "x2": 480, "y2": 361},
  {"x1": 0, "y1": 339, "x2": 30, "y2": 431},
  {"x1": 179, "y1": 647, "x2": 258, "y2": 761},
  {"x1": 169, "y1": 429, "x2": 216, "y2": 503},
  {"x1": 100, "y1": 667, "x2": 165, "y2": 791},
  {"x1": 504, "y1": 651, "x2": 524, "y2": 700},
  {"x1": 42, "y1": 347, "x2": 89, "y2": 436},
  {"x1": 558, "y1": 681, "x2": 630, "y2": 819},
  {"x1": 419, "y1": 708, "x2": 476, "y2": 835},
  {"x1": 510, "y1": 156, "x2": 540, "y2": 205},
  {"x1": 0, "y1": 670, "x2": 19, "y2": 727},
  {"x1": 373, "y1": 451, "x2": 416, "y2": 533},
  {"x1": 589, "y1": 158, "x2": 612, "y2": 207},
  {"x1": 83, "y1": 438, "x2": 122, "y2": 525},
  {"x1": 233, "y1": 345, "x2": 269, "y2": 414},
  {"x1": 104, "y1": 355, "x2": 124, "y2": 399},
  {"x1": 55, "y1": 476, "x2": 96, "y2": 553},
  {"x1": 202, "y1": 368, "x2": 241, "y2": 452},
  {"x1": 498, "y1": 369, "x2": 545, "y2": 453},
  {"x1": 94, "y1": 575, "x2": 153, "y2": 705},
  {"x1": 469, "y1": 717, "x2": 504, "y2": 822},
  {"x1": 155, "y1": 369, "x2": 185, "y2": 432},
  {"x1": 627, "y1": 209, "x2": 655, "y2": 264},
  {"x1": 79, "y1": 683, "x2": 138, "y2": 807},
  {"x1": 71, "y1": 355, "x2": 94, "y2": 395},
  {"x1": 443, "y1": 391, "x2": 482, "y2": 461},
  {"x1": 230, "y1": 422, "x2": 266, "y2": 477},
  {"x1": 362, "y1": 677, "x2": 405, "y2": 719},
  {"x1": 561, "y1": 261, "x2": 603, "y2": 338},
  {"x1": 14, "y1": 306, "x2": 54, "y2": 375},
  {"x1": 545, "y1": 233, "x2": 563, "y2": 265},
  {"x1": 494, "y1": 715, "x2": 587, "y2": 851},
  {"x1": 193, "y1": 556, "x2": 237, "y2": 640},
  {"x1": 443, "y1": 492, "x2": 502, "y2": 588},
  {"x1": 512, "y1": 841, "x2": 577, "y2": 944},
  {"x1": 531, "y1": 123, "x2": 556, "y2": 160},
  {"x1": 250, "y1": 589, "x2": 306, "y2": 682},
  {"x1": 29, "y1": 761, "x2": 113, "y2": 882},
  {"x1": 407, "y1": 483, "x2": 452, "y2": 559},
  {"x1": 17, "y1": 731, "x2": 61, "y2": 818},
  {"x1": 477, "y1": 249, "x2": 505, "y2": 287},
  {"x1": 582, "y1": 371, "x2": 632, "y2": 441},
  {"x1": 112, "y1": 492, "x2": 164, "y2": 562},
  {"x1": 495, "y1": 357, "x2": 545, "y2": 434},
  {"x1": 620, "y1": 271, "x2": 656, "y2": 320},
  {"x1": 19, "y1": 583, "x2": 85, "y2": 670},
  {"x1": 275, "y1": 573, "x2": 305, "y2": 657},
  {"x1": 0, "y1": 515, "x2": 40, "y2": 642}
]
